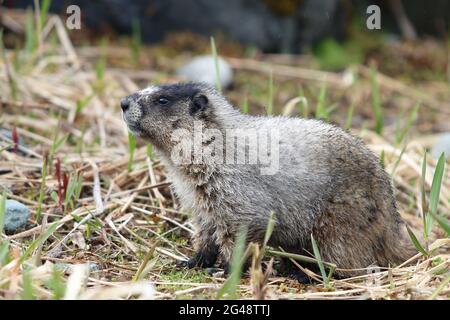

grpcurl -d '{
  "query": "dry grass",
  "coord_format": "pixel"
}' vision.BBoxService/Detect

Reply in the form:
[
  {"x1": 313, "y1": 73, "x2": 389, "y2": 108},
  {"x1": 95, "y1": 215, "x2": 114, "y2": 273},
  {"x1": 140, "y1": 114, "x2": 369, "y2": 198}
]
[{"x1": 0, "y1": 10, "x2": 449, "y2": 300}]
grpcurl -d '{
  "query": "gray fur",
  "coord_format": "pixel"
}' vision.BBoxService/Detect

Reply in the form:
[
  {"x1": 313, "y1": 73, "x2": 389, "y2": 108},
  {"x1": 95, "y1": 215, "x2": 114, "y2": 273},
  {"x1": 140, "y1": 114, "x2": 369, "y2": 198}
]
[{"x1": 121, "y1": 82, "x2": 415, "y2": 277}]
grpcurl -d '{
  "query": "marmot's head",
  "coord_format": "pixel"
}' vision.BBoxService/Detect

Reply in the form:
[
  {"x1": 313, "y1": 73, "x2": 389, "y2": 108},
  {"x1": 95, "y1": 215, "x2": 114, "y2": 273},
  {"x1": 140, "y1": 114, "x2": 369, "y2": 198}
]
[{"x1": 121, "y1": 82, "x2": 230, "y2": 150}]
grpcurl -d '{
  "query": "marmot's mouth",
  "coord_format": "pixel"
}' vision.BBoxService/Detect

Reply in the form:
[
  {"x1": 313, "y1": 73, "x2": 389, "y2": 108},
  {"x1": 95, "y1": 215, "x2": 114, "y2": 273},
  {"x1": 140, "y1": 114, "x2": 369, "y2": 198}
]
[{"x1": 126, "y1": 123, "x2": 142, "y2": 136}]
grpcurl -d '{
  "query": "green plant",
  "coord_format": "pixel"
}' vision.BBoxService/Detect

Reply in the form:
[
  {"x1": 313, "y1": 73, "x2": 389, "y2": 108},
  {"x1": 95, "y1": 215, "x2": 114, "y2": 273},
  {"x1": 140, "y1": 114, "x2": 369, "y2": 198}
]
[
  {"x1": 128, "y1": 131, "x2": 137, "y2": 172},
  {"x1": 345, "y1": 103, "x2": 355, "y2": 130},
  {"x1": 242, "y1": 95, "x2": 249, "y2": 114},
  {"x1": 131, "y1": 18, "x2": 141, "y2": 68},
  {"x1": 19, "y1": 221, "x2": 59, "y2": 266},
  {"x1": 39, "y1": 0, "x2": 52, "y2": 28},
  {"x1": 75, "y1": 94, "x2": 94, "y2": 116},
  {"x1": 36, "y1": 156, "x2": 48, "y2": 222},
  {"x1": 210, "y1": 36, "x2": 222, "y2": 93},
  {"x1": 0, "y1": 189, "x2": 5, "y2": 234},
  {"x1": 21, "y1": 268, "x2": 36, "y2": 300},
  {"x1": 395, "y1": 103, "x2": 420, "y2": 144},
  {"x1": 25, "y1": 9, "x2": 37, "y2": 55},
  {"x1": 370, "y1": 64, "x2": 383, "y2": 135},
  {"x1": 315, "y1": 83, "x2": 336, "y2": 121},
  {"x1": 267, "y1": 70, "x2": 273, "y2": 115},
  {"x1": 311, "y1": 234, "x2": 334, "y2": 288},
  {"x1": 408, "y1": 152, "x2": 447, "y2": 255},
  {"x1": 217, "y1": 226, "x2": 248, "y2": 299}
]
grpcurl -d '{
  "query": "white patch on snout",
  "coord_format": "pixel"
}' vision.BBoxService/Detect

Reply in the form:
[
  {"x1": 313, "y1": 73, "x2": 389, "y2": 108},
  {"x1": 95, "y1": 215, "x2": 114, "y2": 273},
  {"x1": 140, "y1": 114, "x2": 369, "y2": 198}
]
[{"x1": 138, "y1": 86, "x2": 159, "y2": 96}]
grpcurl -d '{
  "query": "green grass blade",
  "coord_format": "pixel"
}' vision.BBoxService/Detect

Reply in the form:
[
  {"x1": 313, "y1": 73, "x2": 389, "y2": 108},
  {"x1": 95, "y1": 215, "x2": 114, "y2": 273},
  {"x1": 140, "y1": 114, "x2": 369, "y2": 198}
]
[
  {"x1": 428, "y1": 273, "x2": 450, "y2": 300},
  {"x1": 21, "y1": 268, "x2": 36, "y2": 300},
  {"x1": 429, "y1": 212, "x2": 450, "y2": 235},
  {"x1": 47, "y1": 265, "x2": 66, "y2": 300},
  {"x1": 39, "y1": 0, "x2": 51, "y2": 28},
  {"x1": 131, "y1": 18, "x2": 141, "y2": 68},
  {"x1": 426, "y1": 152, "x2": 445, "y2": 236},
  {"x1": 379, "y1": 149, "x2": 385, "y2": 169},
  {"x1": 0, "y1": 189, "x2": 5, "y2": 235},
  {"x1": 370, "y1": 64, "x2": 383, "y2": 135},
  {"x1": 420, "y1": 152, "x2": 428, "y2": 241},
  {"x1": 128, "y1": 131, "x2": 137, "y2": 172},
  {"x1": 263, "y1": 211, "x2": 275, "y2": 249},
  {"x1": 146, "y1": 144, "x2": 153, "y2": 160},
  {"x1": 315, "y1": 83, "x2": 328, "y2": 120},
  {"x1": 210, "y1": 36, "x2": 222, "y2": 93},
  {"x1": 390, "y1": 144, "x2": 406, "y2": 176},
  {"x1": 267, "y1": 70, "x2": 273, "y2": 115},
  {"x1": 406, "y1": 225, "x2": 428, "y2": 256},
  {"x1": 242, "y1": 95, "x2": 249, "y2": 114},
  {"x1": 396, "y1": 102, "x2": 420, "y2": 144},
  {"x1": 429, "y1": 153, "x2": 445, "y2": 215},
  {"x1": 36, "y1": 156, "x2": 48, "y2": 222},
  {"x1": 0, "y1": 240, "x2": 10, "y2": 266},
  {"x1": 217, "y1": 227, "x2": 247, "y2": 299},
  {"x1": 311, "y1": 234, "x2": 329, "y2": 286},
  {"x1": 25, "y1": 9, "x2": 37, "y2": 54},
  {"x1": 345, "y1": 103, "x2": 355, "y2": 130},
  {"x1": 19, "y1": 221, "x2": 59, "y2": 265}
]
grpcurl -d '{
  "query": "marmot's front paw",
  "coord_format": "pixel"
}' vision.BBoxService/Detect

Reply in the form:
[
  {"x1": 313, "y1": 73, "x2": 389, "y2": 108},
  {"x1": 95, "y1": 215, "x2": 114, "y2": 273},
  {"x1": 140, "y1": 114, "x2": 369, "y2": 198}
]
[{"x1": 179, "y1": 250, "x2": 218, "y2": 269}]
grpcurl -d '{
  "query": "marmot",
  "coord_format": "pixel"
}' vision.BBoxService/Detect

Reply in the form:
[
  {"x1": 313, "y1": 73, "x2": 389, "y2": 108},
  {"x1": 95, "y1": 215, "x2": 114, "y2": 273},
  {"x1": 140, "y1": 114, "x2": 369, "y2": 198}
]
[{"x1": 121, "y1": 82, "x2": 416, "y2": 279}]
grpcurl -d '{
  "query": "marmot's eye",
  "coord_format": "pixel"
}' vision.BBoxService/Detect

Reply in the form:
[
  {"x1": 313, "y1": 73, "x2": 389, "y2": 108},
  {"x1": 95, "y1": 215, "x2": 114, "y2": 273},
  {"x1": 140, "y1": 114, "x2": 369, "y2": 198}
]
[{"x1": 157, "y1": 97, "x2": 170, "y2": 105}]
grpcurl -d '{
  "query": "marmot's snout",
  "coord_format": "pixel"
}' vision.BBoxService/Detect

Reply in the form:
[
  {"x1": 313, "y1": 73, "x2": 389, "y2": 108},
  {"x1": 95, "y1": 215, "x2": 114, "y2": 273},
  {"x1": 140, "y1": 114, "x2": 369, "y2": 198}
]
[{"x1": 121, "y1": 93, "x2": 145, "y2": 136}]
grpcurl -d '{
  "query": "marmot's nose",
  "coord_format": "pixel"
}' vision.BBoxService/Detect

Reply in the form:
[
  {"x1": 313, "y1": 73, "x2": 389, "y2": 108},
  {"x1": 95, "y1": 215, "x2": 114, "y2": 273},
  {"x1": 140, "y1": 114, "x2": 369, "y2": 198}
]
[{"x1": 120, "y1": 98, "x2": 130, "y2": 111}]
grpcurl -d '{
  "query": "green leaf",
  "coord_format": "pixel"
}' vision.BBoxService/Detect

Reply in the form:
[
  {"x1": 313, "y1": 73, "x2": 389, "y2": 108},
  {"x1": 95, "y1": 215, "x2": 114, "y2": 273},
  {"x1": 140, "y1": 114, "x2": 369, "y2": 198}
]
[
  {"x1": 39, "y1": 0, "x2": 52, "y2": 27},
  {"x1": 45, "y1": 265, "x2": 66, "y2": 300},
  {"x1": 429, "y1": 212, "x2": 450, "y2": 235},
  {"x1": 315, "y1": 83, "x2": 328, "y2": 120},
  {"x1": 0, "y1": 240, "x2": 10, "y2": 266},
  {"x1": 406, "y1": 225, "x2": 428, "y2": 256},
  {"x1": 263, "y1": 211, "x2": 275, "y2": 249},
  {"x1": 395, "y1": 102, "x2": 420, "y2": 144},
  {"x1": 146, "y1": 144, "x2": 153, "y2": 159},
  {"x1": 217, "y1": 227, "x2": 247, "y2": 299},
  {"x1": 429, "y1": 273, "x2": 450, "y2": 300},
  {"x1": 267, "y1": 70, "x2": 273, "y2": 115},
  {"x1": 370, "y1": 64, "x2": 383, "y2": 135},
  {"x1": 420, "y1": 152, "x2": 428, "y2": 240},
  {"x1": 25, "y1": 9, "x2": 37, "y2": 54},
  {"x1": 379, "y1": 149, "x2": 385, "y2": 169},
  {"x1": 426, "y1": 153, "x2": 446, "y2": 236},
  {"x1": 429, "y1": 153, "x2": 445, "y2": 215},
  {"x1": 311, "y1": 234, "x2": 329, "y2": 286},
  {"x1": 19, "y1": 221, "x2": 59, "y2": 265},
  {"x1": 21, "y1": 268, "x2": 35, "y2": 300},
  {"x1": 345, "y1": 103, "x2": 355, "y2": 130},
  {"x1": 242, "y1": 96, "x2": 249, "y2": 114},
  {"x1": 128, "y1": 131, "x2": 137, "y2": 172},
  {"x1": 210, "y1": 36, "x2": 222, "y2": 93},
  {"x1": 0, "y1": 189, "x2": 5, "y2": 235}
]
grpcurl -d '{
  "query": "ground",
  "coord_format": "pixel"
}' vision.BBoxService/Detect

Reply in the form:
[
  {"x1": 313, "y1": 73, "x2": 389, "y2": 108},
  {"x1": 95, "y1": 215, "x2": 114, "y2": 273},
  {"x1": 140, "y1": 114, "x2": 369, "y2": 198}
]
[{"x1": 0, "y1": 11, "x2": 449, "y2": 300}]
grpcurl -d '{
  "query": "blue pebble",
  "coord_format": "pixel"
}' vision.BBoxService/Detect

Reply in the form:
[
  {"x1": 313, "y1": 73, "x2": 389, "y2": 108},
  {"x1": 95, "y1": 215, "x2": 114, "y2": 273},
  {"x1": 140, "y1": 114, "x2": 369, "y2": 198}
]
[{"x1": 4, "y1": 200, "x2": 30, "y2": 233}]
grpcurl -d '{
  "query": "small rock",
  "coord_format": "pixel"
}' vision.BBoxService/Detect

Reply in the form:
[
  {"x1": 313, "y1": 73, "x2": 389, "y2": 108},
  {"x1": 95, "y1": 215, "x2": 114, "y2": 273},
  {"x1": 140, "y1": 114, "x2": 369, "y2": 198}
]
[
  {"x1": 176, "y1": 55, "x2": 233, "y2": 89},
  {"x1": 431, "y1": 133, "x2": 450, "y2": 160},
  {"x1": 4, "y1": 200, "x2": 30, "y2": 233}
]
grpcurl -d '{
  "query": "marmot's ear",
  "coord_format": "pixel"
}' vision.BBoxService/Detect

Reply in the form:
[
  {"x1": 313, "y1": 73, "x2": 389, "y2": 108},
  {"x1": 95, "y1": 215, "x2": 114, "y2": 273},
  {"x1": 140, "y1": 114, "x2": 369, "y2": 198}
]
[{"x1": 191, "y1": 94, "x2": 209, "y2": 114}]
